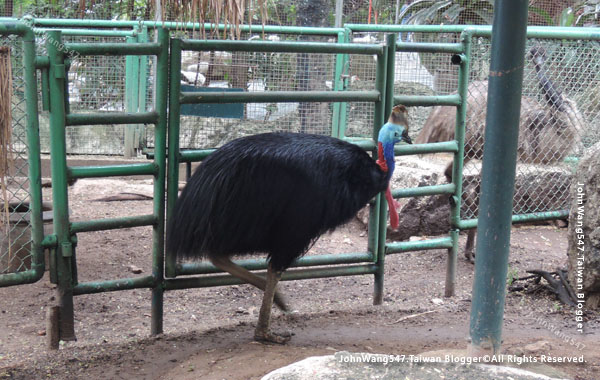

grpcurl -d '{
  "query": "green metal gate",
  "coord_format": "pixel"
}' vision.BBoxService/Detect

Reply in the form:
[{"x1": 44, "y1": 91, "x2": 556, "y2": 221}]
[
  {"x1": 0, "y1": 26, "x2": 171, "y2": 338},
  {"x1": 0, "y1": 22, "x2": 45, "y2": 287},
  {"x1": 163, "y1": 35, "x2": 398, "y2": 304},
  {"x1": 2, "y1": 19, "x2": 599, "y2": 344}
]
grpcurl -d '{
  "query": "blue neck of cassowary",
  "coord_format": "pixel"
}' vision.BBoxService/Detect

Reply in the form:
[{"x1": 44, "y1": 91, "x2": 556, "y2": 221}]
[{"x1": 381, "y1": 142, "x2": 395, "y2": 181}]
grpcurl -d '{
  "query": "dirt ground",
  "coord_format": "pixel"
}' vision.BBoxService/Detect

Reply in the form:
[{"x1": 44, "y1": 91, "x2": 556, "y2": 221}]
[{"x1": 1, "y1": 175, "x2": 599, "y2": 380}]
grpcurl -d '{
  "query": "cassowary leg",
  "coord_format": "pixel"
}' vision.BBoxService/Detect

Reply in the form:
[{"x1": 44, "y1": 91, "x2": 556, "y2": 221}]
[
  {"x1": 209, "y1": 255, "x2": 289, "y2": 311},
  {"x1": 254, "y1": 265, "x2": 292, "y2": 344},
  {"x1": 465, "y1": 229, "x2": 476, "y2": 263}
]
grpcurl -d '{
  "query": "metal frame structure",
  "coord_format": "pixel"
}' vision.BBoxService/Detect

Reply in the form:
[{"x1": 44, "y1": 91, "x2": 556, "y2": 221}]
[
  {"x1": 164, "y1": 35, "x2": 396, "y2": 306},
  {"x1": 1, "y1": 18, "x2": 599, "y2": 353}
]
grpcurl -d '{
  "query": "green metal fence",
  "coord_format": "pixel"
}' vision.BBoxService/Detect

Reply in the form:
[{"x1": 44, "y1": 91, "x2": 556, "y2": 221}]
[
  {"x1": 1, "y1": 19, "x2": 599, "y2": 344},
  {"x1": 164, "y1": 36, "x2": 396, "y2": 307},
  {"x1": 345, "y1": 24, "x2": 600, "y2": 237},
  {"x1": 0, "y1": 22, "x2": 45, "y2": 286}
]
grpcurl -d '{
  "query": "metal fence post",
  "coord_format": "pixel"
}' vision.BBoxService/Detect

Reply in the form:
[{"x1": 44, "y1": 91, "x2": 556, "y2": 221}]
[
  {"x1": 469, "y1": 0, "x2": 529, "y2": 355},
  {"x1": 46, "y1": 30, "x2": 76, "y2": 341},
  {"x1": 446, "y1": 30, "x2": 472, "y2": 297},
  {"x1": 165, "y1": 37, "x2": 182, "y2": 279},
  {"x1": 373, "y1": 33, "x2": 394, "y2": 305},
  {"x1": 150, "y1": 27, "x2": 169, "y2": 335},
  {"x1": 124, "y1": 35, "x2": 139, "y2": 157}
]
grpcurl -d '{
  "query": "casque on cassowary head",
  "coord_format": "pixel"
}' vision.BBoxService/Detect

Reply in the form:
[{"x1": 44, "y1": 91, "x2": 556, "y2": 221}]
[{"x1": 166, "y1": 104, "x2": 411, "y2": 344}]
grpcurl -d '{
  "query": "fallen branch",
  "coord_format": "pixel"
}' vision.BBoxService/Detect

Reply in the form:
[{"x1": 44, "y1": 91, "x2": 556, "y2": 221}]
[
  {"x1": 387, "y1": 310, "x2": 437, "y2": 325},
  {"x1": 522, "y1": 269, "x2": 576, "y2": 306}
]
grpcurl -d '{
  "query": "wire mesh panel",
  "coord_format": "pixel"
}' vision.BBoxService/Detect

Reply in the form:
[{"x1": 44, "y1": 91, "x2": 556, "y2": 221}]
[
  {"x1": 1, "y1": 34, "x2": 33, "y2": 274},
  {"x1": 176, "y1": 38, "x2": 343, "y2": 150},
  {"x1": 354, "y1": 29, "x2": 599, "y2": 223},
  {"x1": 33, "y1": 31, "x2": 145, "y2": 155},
  {"x1": 460, "y1": 36, "x2": 597, "y2": 220}
]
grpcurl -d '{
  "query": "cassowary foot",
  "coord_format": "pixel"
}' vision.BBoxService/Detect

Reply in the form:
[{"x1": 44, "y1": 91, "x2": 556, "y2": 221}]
[
  {"x1": 254, "y1": 329, "x2": 293, "y2": 345},
  {"x1": 465, "y1": 251, "x2": 475, "y2": 264}
]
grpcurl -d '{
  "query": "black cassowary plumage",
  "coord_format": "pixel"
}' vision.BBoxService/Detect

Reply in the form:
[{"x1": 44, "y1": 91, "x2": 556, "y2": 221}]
[
  {"x1": 167, "y1": 106, "x2": 410, "y2": 344},
  {"x1": 167, "y1": 132, "x2": 388, "y2": 272}
]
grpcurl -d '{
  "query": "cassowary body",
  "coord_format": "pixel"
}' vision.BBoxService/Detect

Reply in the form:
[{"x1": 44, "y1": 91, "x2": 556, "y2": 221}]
[
  {"x1": 167, "y1": 105, "x2": 411, "y2": 343},
  {"x1": 416, "y1": 47, "x2": 584, "y2": 262}
]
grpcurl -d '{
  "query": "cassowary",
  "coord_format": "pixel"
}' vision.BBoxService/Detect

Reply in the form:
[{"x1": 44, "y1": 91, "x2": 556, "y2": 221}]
[
  {"x1": 416, "y1": 46, "x2": 584, "y2": 262},
  {"x1": 167, "y1": 105, "x2": 411, "y2": 344}
]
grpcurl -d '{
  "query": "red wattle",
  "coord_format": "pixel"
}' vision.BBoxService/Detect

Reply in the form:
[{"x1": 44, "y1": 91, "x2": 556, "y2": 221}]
[
  {"x1": 376, "y1": 142, "x2": 388, "y2": 172},
  {"x1": 385, "y1": 186, "x2": 399, "y2": 229}
]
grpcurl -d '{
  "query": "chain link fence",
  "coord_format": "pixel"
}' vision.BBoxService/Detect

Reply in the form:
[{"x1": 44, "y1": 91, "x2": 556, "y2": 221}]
[
  {"x1": 362, "y1": 30, "x2": 600, "y2": 221},
  {"x1": 1, "y1": 34, "x2": 34, "y2": 274},
  {"x1": 174, "y1": 31, "x2": 343, "y2": 151},
  {"x1": 459, "y1": 37, "x2": 598, "y2": 219}
]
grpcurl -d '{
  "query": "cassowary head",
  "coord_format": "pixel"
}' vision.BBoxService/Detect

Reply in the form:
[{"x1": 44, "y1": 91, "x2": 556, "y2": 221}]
[{"x1": 377, "y1": 104, "x2": 412, "y2": 178}]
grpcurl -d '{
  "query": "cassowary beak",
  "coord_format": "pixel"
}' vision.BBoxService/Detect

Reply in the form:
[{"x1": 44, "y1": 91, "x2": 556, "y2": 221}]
[{"x1": 403, "y1": 134, "x2": 413, "y2": 145}]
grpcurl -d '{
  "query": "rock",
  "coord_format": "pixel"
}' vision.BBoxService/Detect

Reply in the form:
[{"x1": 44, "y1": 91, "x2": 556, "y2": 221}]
[
  {"x1": 431, "y1": 298, "x2": 444, "y2": 305},
  {"x1": 567, "y1": 141, "x2": 600, "y2": 308},
  {"x1": 522, "y1": 340, "x2": 552, "y2": 355},
  {"x1": 261, "y1": 352, "x2": 570, "y2": 380},
  {"x1": 128, "y1": 265, "x2": 143, "y2": 274}
]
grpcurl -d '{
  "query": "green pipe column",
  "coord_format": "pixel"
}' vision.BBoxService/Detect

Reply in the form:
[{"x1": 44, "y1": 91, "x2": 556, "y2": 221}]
[
  {"x1": 372, "y1": 33, "x2": 394, "y2": 306},
  {"x1": 469, "y1": 1, "x2": 529, "y2": 355},
  {"x1": 331, "y1": 30, "x2": 346, "y2": 138},
  {"x1": 337, "y1": 28, "x2": 351, "y2": 138},
  {"x1": 446, "y1": 31, "x2": 472, "y2": 297},
  {"x1": 165, "y1": 37, "x2": 182, "y2": 279},
  {"x1": 151, "y1": 27, "x2": 170, "y2": 335},
  {"x1": 124, "y1": 35, "x2": 140, "y2": 158},
  {"x1": 46, "y1": 30, "x2": 76, "y2": 341}
]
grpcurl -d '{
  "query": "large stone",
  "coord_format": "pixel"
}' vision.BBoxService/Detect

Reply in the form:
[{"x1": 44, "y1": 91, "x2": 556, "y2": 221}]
[
  {"x1": 261, "y1": 352, "x2": 570, "y2": 380},
  {"x1": 567, "y1": 142, "x2": 600, "y2": 309}
]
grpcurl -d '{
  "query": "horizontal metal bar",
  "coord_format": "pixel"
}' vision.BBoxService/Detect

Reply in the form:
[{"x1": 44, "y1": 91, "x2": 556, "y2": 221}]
[
  {"x1": 65, "y1": 112, "x2": 158, "y2": 126},
  {"x1": 394, "y1": 94, "x2": 461, "y2": 107},
  {"x1": 26, "y1": 18, "x2": 141, "y2": 28},
  {"x1": 180, "y1": 90, "x2": 381, "y2": 104},
  {"x1": 178, "y1": 140, "x2": 456, "y2": 165},
  {"x1": 465, "y1": 26, "x2": 600, "y2": 40},
  {"x1": 343, "y1": 138, "x2": 376, "y2": 151},
  {"x1": 347, "y1": 24, "x2": 600, "y2": 40},
  {"x1": 386, "y1": 236, "x2": 454, "y2": 254},
  {"x1": 64, "y1": 42, "x2": 162, "y2": 56},
  {"x1": 0, "y1": 21, "x2": 31, "y2": 37},
  {"x1": 0, "y1": 266, "x2": 45, "y2": 287},
  {"x1": 36, "y1": 28, "x2": 135, "y2": 37},
  {"x1": 347, "y1": 24, "x2": 472, "y2": 33},
  {"x1": 392, "y1": 183, "x2": 455, "y2": 199},
  {"x1": 177, "y1": 252, "x2": 375, "y2": 276},
  {"x1": 165, "y1": 264, "x2": 378, "y2": 290},
  {"x1": 179, "y1": 149, "x2": 215, "y2": 162},
  {"x1": 395, "y1": 141, "x2": 459, "y2": 155},
  {"x1": 70, "y1": 214, "x2": 157, "y2": 234},
  {"x1": 73, "y1": 275, "x2": 155, "y2": 295},
  {"x1": 396, "y1": 41, "x2": 463, "y2": 54},
  {"x1": 181, "y1": 39, "x2": 385, "y2": 55},
  {"x1": 28, "y1": 18, "x2": 344, "y2": 35},
  {"x1": 68, "y1": 163, "x2": 158, "y2": 179},
  {"x1": 456, "y1": 209, "x2": 569, "y2": 230}
]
